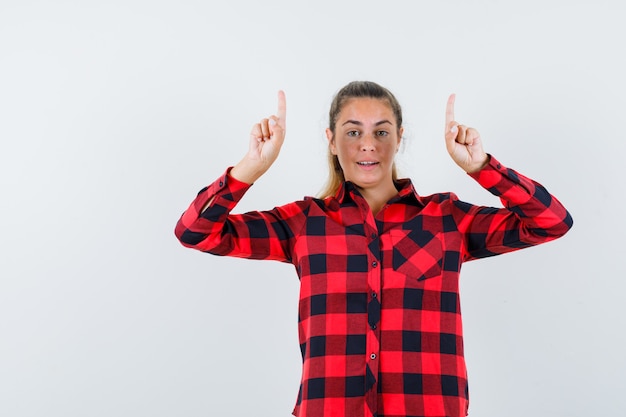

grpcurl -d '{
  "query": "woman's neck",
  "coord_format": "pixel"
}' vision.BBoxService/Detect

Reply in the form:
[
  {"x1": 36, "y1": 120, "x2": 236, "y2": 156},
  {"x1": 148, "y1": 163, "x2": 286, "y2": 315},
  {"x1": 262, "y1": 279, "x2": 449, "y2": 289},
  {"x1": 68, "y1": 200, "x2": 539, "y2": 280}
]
[{"x1": 358, "y1": 182, "x2": 398, "y2": 216}]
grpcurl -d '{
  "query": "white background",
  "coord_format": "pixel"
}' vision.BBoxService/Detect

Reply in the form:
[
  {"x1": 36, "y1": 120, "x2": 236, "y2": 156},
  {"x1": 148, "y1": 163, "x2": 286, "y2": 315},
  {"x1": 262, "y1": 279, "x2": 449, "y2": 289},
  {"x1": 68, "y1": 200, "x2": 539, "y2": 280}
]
[{"x1": 1, "y1": 1, "x2": 624, "y2": 416}]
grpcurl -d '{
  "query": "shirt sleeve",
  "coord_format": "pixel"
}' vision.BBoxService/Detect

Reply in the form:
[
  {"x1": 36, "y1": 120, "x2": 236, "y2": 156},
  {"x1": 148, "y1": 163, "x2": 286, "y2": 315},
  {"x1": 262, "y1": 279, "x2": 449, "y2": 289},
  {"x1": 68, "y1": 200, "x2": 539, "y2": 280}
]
[
  {"x1": 452, "y1": 155, "x2": 573, "y2": 261},
  {"x1": 174, "y1": 168, "x2": 308, "y2": 263}
]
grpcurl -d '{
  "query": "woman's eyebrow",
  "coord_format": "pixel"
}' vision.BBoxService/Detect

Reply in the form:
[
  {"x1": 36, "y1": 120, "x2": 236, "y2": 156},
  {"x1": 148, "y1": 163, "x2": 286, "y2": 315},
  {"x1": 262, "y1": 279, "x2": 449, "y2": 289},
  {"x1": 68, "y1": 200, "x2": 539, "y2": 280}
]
[{"x1": 342, "y1": 119, "x2": 393, "y2": 126}]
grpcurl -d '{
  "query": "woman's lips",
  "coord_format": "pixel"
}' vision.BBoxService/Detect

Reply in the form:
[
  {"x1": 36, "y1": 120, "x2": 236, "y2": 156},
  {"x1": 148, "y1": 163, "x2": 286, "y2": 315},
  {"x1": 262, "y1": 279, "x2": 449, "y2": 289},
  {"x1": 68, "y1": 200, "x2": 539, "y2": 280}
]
[{"x1": 357, "y1": 161, "x2": 379, "y2": 170}]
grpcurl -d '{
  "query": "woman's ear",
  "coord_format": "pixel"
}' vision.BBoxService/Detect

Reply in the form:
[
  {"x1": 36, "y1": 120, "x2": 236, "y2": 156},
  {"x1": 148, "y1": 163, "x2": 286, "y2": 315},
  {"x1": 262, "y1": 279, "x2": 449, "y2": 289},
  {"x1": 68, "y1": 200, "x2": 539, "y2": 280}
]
[
  {"x1": 397, "y1": 126, "x2": 404, "y2": 152},
  {"x1": 326, "y1": 128, "x2": 337, "y2": 155}
]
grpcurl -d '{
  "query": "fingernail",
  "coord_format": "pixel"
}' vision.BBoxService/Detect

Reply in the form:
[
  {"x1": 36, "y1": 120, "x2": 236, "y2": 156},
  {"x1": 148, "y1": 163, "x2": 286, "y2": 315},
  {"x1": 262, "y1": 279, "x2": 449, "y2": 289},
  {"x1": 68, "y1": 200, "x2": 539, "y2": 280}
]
[
  {"x1": 269, "y1": 119, "x2": 276, "y2": 126},
  {"x1": 450, "y1": 126, "x2": 458, "y2": 134}
]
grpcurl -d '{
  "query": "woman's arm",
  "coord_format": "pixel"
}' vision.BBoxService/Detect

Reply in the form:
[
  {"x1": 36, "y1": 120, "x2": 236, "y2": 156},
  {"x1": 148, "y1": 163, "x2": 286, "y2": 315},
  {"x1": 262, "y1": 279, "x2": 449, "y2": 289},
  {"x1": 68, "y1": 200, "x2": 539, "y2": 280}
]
[
  {"x1": 452, "y1": 157, "x2": 573, "y2": 260},
  {"x1": 174, "y1": 169, "x2": 307, "y2": 262},
  {"x1": 442, "y1": 94, "x2": 572, "y2": 260},
  {"x1": 174, "y1": 91, "x2": 307, "y2": 262}
]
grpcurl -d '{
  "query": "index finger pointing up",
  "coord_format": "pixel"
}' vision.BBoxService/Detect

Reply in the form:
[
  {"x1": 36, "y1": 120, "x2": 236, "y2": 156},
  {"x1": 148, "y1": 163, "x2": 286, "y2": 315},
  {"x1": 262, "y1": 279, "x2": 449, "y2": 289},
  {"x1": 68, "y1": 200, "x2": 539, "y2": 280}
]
[
  {"x1": 277, "y1": 90, "x2": 287, "y2": 123},
  {"x1": 445, "y1": 93, "x2": 456, "y2": 130}
]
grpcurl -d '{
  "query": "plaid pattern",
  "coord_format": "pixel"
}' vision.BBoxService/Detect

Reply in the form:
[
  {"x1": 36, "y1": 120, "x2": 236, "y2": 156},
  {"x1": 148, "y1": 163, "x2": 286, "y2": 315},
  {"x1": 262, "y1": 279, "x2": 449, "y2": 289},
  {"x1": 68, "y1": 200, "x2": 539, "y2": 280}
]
[{"x1": 175, "y1": 156, "x2": 572, "y2": 417}]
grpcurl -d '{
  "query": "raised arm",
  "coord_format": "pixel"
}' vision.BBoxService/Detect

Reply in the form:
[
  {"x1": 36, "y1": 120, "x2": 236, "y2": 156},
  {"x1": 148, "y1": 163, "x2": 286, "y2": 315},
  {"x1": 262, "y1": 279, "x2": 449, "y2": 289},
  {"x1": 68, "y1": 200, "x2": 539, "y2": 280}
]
[
  {"x1": 175, "y1": 90, "x2": 308, "y2": 262},
  {"x1": 441, "y1": 95, "x2": 573, "y2": 259}
]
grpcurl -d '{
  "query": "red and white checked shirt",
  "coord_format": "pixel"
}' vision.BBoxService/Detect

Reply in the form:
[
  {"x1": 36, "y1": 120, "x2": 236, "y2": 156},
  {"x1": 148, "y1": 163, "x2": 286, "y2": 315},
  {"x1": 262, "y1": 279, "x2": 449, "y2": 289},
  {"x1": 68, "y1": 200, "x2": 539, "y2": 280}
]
[{"x1": 174, "y1": 156, "x2": 572, "y2": 417}]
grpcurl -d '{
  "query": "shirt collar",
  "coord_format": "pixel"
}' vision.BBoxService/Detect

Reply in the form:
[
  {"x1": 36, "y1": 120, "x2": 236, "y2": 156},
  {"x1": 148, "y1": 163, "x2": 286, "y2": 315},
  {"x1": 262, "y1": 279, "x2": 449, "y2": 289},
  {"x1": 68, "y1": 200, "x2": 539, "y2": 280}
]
[{"x1": 333, "y1": 178, "x2": 424, "y2": 207}]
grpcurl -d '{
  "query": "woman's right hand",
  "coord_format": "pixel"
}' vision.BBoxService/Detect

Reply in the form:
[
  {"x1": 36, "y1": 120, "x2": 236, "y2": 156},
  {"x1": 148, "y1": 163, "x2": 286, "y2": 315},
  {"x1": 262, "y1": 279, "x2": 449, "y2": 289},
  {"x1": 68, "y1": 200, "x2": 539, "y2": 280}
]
[{"x1": 230, "y1": 90, "x2": 287, "y2": 184}]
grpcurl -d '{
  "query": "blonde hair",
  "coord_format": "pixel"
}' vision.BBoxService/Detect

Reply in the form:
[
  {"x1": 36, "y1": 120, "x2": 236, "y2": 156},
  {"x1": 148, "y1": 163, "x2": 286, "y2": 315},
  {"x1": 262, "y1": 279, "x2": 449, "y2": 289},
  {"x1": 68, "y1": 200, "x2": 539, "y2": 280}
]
[{"x1": 319, "y1": 81, "x2": 403, "y2": 199}]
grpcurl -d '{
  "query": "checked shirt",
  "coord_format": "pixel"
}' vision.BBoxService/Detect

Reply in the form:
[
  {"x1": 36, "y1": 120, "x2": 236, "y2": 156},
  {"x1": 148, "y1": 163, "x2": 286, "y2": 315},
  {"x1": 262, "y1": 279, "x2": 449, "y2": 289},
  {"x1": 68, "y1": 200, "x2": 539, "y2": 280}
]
[{"x1": 174, "y1": 156, "x2": 572, "y2": 417}]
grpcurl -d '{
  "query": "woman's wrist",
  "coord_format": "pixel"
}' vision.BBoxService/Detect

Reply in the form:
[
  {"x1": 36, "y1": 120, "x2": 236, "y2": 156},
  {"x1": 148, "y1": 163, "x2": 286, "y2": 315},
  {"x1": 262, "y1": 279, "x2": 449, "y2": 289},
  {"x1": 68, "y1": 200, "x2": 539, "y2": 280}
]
[
  {"x1": 465, "y1": 154, "x2": 490, "y2": 174},
  {"x1": 230, "y1": 158, "x2": 267, "y2": 184}
]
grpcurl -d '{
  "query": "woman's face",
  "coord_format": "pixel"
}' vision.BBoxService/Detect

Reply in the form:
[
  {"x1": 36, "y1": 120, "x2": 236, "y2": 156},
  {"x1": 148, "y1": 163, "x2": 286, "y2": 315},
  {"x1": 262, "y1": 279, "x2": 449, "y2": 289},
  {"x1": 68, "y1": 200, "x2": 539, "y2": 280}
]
[{"x1": 326, "y1": 97, "x2": 403, "y2": 194}]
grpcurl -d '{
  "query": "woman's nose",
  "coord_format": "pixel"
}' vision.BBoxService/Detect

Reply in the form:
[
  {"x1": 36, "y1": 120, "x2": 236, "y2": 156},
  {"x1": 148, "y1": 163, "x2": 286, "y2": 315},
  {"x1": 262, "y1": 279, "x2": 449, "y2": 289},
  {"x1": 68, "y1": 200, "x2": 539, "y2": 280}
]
[{"x1": 361, "y1": 134, "x2": 376, "y2": 151}]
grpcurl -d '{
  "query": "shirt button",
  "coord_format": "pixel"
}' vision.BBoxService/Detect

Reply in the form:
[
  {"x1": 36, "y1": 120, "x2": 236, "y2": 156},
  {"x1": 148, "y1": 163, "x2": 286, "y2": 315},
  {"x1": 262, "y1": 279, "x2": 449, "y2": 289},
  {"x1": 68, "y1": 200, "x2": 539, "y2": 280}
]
[
  {"x1": 370, "y1": 353, "x2": 377, "y2": 360},
  {"x1": 372, "y1": 261, "x2": 378, "y2": 268},
  {"x1": 371, "y1": 233, "x2": 377, "y2": 239},
  {"x1": 371, "y1": 324, "x2": 377, "y2": 330},
  {"x1": 372, "y1": 292, "x2": 377, "y2": 298},
  {"x1": 219, "y1": 181, "x2": 224, "y2": 187}
]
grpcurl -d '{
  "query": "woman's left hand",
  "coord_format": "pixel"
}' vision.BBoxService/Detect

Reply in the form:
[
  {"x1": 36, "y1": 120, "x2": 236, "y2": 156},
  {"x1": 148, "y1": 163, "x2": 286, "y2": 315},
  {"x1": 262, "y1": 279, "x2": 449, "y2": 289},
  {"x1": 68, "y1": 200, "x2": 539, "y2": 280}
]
[{"x1": 444, "y1": 94, "x2": 489, "y2": 174}]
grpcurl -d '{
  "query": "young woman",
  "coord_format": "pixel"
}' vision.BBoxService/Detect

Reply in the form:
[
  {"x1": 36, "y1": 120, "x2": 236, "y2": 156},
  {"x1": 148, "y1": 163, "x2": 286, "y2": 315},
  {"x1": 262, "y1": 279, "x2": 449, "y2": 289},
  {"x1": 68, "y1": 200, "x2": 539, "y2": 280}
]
[{"x1": 174, "y1": 81, "x2": 572, "y2": 417}]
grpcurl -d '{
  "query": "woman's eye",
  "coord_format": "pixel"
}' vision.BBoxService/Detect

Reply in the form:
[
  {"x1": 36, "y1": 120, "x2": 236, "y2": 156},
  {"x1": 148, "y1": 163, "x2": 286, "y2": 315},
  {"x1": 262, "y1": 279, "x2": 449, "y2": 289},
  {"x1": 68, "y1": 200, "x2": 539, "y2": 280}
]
[
  {"x1": 376, "y1": 131, "x2": 389, "y2": 137},
  {"x1": 347, "y1": 130, "x2": 360, "y2": 137}
]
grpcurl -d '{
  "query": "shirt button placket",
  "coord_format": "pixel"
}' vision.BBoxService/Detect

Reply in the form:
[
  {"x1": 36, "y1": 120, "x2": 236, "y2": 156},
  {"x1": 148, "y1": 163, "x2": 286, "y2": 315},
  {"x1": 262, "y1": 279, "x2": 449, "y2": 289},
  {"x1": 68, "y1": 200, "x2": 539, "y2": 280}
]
[
  {"x1": 364, "y1": 221, "x2": 382, "y2": 405},
  {"x1": 366, "y1": 252, "x2": 381, "y2": 385}
]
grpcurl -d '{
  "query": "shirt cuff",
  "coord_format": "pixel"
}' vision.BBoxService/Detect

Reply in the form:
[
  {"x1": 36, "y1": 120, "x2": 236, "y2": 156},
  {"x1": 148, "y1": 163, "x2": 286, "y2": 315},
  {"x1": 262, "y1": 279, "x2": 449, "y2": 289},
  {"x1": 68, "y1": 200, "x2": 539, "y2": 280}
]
[
  {"x1": 206, "y1": 167, "x2": 252, "y2": 195},
  {"x1": 467, "y1": 154, "x2": 506, "y2": 188}
]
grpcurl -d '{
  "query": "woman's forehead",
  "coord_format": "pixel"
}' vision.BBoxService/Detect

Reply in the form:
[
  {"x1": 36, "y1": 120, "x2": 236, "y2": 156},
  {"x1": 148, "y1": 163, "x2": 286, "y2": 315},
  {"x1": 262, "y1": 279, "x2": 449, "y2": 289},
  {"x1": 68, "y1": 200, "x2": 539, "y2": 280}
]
[{"x1": 337, "y1": 98, "x2": 396, "y2": 125}]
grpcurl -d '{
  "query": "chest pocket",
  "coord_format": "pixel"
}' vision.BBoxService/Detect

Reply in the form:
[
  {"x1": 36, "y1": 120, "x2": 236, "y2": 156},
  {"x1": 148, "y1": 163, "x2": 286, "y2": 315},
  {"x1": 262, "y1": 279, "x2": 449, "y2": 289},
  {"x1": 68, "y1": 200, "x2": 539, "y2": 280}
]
[{"x1": 388, "y1": 229, "x2": 444, "y2": 281}]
